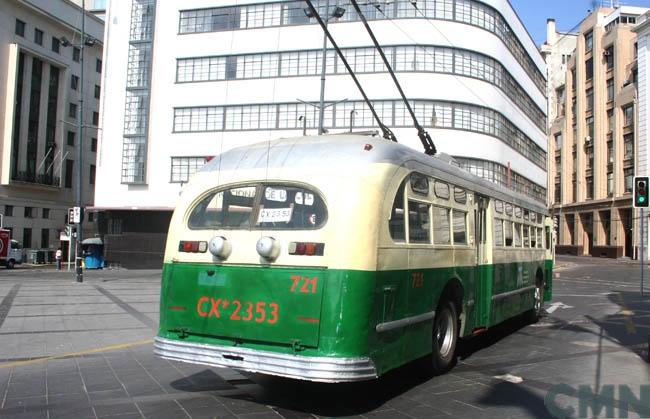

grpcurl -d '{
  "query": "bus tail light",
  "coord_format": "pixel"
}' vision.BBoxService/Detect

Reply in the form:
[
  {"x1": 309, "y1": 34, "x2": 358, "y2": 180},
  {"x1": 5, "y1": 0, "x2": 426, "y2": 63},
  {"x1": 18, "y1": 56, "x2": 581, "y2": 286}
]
[
  {"x1": 288, "y1": 242, "x2": 324, "y2": 256},
  {"x1": 179, "y1": 241, "x2": 207, "y2": 253}
]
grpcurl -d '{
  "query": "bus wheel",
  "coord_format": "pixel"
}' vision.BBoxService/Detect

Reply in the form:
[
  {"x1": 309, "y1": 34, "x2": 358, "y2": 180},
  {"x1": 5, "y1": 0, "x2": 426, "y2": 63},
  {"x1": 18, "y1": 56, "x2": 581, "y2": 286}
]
[
  {"x1": 431, "y1": 299, "x2": 458, "y2": 374},
  {"x1": 6, "y1": 260, "x2": 15, "y2": 269}
]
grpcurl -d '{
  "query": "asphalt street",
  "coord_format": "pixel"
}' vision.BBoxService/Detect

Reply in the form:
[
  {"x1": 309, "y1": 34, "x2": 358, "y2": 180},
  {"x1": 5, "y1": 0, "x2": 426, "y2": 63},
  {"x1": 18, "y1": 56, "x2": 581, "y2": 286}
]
[{"x1": 0, "y1": 256, "x2": 648, "y2": 418}]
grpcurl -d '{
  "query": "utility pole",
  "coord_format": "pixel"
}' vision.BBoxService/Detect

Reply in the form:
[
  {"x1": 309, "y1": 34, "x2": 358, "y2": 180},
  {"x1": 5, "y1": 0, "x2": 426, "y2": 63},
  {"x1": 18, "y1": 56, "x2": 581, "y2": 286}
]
[
  {"x1": 75, "y1": 0, "x2": 86, "y2": 283},
  {"x1": 317, "y1": 0, "x2": 330, "y2": 135}
]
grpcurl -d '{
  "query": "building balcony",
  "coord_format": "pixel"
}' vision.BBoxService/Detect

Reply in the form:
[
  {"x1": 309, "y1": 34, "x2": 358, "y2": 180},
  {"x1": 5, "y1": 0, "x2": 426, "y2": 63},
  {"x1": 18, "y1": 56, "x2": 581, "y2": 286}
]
[{"x1": 11, "y1": 171, "x2": 60, "y2": 188}]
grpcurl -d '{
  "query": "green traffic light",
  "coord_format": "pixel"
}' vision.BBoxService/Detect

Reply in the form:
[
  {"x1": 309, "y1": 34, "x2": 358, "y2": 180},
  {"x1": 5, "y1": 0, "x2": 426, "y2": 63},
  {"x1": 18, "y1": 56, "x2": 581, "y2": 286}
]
[{"x1": 640, "y1": 196, "x2": 647, "y2": 204}]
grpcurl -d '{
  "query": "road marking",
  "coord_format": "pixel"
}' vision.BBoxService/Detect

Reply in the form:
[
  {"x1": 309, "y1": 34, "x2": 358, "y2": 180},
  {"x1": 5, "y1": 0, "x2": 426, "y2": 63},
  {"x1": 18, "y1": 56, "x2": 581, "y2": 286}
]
[
  {"x1": 546, "y1": 302, "x2": 574, "y2": 314},
  {"x1": 0, "y1": 338, "x2": 153, "y2": 369},
  {"x1": 494, "y1": 373, "x2": 523, "y2": 383}
]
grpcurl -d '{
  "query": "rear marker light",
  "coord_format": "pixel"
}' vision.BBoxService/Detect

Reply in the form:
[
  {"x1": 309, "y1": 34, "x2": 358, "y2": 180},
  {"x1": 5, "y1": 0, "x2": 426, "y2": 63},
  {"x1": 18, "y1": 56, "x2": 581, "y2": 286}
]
[
  {"x1": 288, "y1": 242, "x2": 324, "y2": 256},
  {"x1": 178, "y1": 241, "x2": 208, "y2": 253}
]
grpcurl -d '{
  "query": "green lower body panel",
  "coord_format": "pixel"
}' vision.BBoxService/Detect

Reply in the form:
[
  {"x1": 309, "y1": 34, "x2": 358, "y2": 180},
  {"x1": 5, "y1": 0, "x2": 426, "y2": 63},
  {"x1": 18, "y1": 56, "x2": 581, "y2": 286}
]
[{"x1": 156, "y1": 259, "x2": 553, "y2": 380}]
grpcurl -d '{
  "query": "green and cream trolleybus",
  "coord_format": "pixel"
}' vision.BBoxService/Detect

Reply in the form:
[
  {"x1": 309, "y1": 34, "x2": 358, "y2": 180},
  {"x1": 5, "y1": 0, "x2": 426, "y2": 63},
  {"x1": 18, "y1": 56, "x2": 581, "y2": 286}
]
[{"x1": 154, "y1": 133, "x2": 554, "y2": 382}]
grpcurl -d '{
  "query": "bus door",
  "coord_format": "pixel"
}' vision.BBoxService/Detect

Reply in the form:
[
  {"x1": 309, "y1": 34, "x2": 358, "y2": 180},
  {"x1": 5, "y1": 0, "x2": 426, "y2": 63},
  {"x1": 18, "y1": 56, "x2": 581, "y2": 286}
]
[{"x1": 474, "y1": 195, "x2": 491, "y2": 328}]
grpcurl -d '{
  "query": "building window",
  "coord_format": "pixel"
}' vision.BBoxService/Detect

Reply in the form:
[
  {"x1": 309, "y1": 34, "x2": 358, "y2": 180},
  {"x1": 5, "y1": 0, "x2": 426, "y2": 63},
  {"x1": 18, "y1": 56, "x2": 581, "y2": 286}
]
[
  {"x1": 92, "y1": 111, "x2": 99, "y2": 126},
  {"x1": 623, "y1": 104, "x2": 634, "y2": 127},
  {"x1": 571, "y1": 68, "x2": 576, "y2": 92},
  {"x1": 65, "y1": 159, "x2": 73, "y2": 188},
  {"x1": 170, "y1": 157, "x2": 208, "y2": 183},
  {"x1": 71, "y1": 74, "x2": 79, "y2": 90},
  {"x1": 554, "y1": 133, "x2": 562, "y2": 150},
  {"x1": 607, "y1": 109, "x2": 614, "y2": 132},
  {"x1": 585, "y1": 58, "x2": 593, "y2": 80},
  {"x1": 556, "y1": 86, "x2": 566, "y2": 116},
  {"x1": 586, "y1": 116, "x2": 594, "y2": 140},
  {"x1": 586, "y1": 88, "x2": 594, "y2": 111},
  {"x1": 15, "y1": 19, "x2": 25, "y2": 37},
  {"x1": 69, "y1": 103, "x2": 77, "y2": 118},
  {"x1": 88, "y1": 212, "x2": 94, "y2": 222},
  {"x1": 72, "y1": 47, "x2": 80, "y2": 62},
  {"x1": 624, "y1": 168, "x2": 634, "y2": 192},
  {"x1": 24, "y1": 207, "x2": 33, "y2": 218},
  {"x1": 34, "y1": 28, "x2": 43, "y2": 45},
  {"x1": 624, "y1": 133, "x2": 634, "y2": 160},
  {"x1": 42, "y1": 208, "x2": 49, "y2": 219},
  {"x1": 23, "y1": 228, "x2": 32, "y2": 249},
  {"x1": 585, "y1": 31, "x2": 593, "y2": 51},
  {"x1": 96, "y1": 58, "x2": 102, "y2": 73},
  {"x1": 605, "y1": 45, "x2": 614, "y2": 70},
  {"x1": 4, "y1": 205, "x2": 13, "y2": 216},
  {"x1": 607, "y1": 172, "x2": 613, "y2": 197},
  {"x1": 94, "y1": 85, "x2": 100, "y2": 99},
  {"x1": 91, "y1": 137, "x2": 97, "y2": 152},
  {"x1": 586, "y1": 144, "x2": 594, "y2": 170},
  {"x1": 89, "y1": 165, "x2": 96, "y2": 185},
  {"x1": 41, "y1": 229, "x2": 49, "y2": 249},
  {"x1": 606, "y1": 79, "x2": 614, "y2": 102},
  {"x1": 51, "y1": 37, "x2": 60, "y2": 53},
  {"x1": 67, "y1": 131, "x2": 75, "y2": 146},
  {"x1": 607, "y1": 139, "x2": 613, "y2": 164}
]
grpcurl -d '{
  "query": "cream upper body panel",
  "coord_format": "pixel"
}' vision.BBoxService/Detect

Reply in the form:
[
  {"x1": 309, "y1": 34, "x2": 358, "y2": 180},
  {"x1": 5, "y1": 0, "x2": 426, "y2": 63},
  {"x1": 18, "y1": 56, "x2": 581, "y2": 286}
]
[{"x1": 164, "y1": 134, "x2": 548, "y2": 271}]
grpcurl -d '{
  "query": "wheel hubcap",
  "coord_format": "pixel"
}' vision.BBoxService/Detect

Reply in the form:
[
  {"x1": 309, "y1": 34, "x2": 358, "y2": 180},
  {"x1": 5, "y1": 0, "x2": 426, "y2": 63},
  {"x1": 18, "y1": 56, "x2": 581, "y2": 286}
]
[
  {"x1": 436, "y1": 309, "x2": 454, "y2": 357},
  {"x1": 534, "y1": 287, "x2": 541, "y2": 312}
]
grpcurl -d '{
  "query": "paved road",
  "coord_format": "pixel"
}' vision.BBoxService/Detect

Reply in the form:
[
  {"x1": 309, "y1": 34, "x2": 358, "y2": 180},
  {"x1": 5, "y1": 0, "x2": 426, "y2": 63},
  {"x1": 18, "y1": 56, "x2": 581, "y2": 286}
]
[{"x1": 0, "y1": 257, "x2": 648, "y2": 418}]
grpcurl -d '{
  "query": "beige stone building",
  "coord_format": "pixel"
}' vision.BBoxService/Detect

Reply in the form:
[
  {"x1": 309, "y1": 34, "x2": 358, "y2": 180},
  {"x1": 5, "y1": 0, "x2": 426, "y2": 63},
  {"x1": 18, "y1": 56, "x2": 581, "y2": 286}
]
[{"x1": 548, "y1": 6, "x2": 648, "y2": 258}]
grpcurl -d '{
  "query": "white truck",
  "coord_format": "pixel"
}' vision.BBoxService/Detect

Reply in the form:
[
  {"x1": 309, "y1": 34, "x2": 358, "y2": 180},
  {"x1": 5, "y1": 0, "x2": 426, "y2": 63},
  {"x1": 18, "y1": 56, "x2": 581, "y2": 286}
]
[{"x1": 0, "y1": 229, "x2": 23, "y2": 269}]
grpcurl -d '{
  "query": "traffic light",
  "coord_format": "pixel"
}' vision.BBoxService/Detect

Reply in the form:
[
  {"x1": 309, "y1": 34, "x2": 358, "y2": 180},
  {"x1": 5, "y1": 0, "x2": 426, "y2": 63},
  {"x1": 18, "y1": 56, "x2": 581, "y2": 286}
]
[
  {"x1": 634, "y1": 176, "x2": 649, "y2": 208},
  {"x1": 67, "y1": 208, "x2": 75, "y2": 225}
]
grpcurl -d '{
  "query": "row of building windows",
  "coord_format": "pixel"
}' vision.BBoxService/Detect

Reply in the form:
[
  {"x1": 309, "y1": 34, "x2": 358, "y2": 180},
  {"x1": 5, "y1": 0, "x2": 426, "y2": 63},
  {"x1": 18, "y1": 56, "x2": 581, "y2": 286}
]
[
  {"x1": 177, "y1": 44, "x2": 546, "y2": 132},
  {"x1": 455, "y1": 157, "x2": 546, "y2": 203},
  {"x1": 14, "y1": 18, "x2": 102, "y2": 71},
  {"x1": 170, "y1": 156, "x2": 209, "y2": 183},
  {"x1": 178, "y1": 0, "x2": 545, "y2": 94},
  {"x1": 173, "y1": 99, "x2": 546, "y2": 169},
  {"x1": 4, "y1": 205, "x2": 50, "y2": 219}
]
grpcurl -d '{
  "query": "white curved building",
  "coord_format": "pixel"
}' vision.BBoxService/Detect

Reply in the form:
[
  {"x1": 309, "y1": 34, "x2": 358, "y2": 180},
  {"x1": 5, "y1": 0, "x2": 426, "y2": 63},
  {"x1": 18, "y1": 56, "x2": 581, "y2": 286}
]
[{"x1": 96, "y1": 0, "x2": 547, "y2": 267}]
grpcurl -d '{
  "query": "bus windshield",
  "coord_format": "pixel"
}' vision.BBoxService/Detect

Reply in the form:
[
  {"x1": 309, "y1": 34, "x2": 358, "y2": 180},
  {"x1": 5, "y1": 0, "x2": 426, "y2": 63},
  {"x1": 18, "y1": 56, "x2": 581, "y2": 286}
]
[{"x1": 188, "y1": 184, "x2": 327, "y2": 230}]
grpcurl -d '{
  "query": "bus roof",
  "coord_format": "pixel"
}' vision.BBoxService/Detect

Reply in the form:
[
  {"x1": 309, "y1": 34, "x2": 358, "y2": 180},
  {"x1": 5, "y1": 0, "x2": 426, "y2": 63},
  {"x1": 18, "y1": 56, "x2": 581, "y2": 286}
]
[{"x1": 200, "y1": 134, "x2": 548, "y2": 214}]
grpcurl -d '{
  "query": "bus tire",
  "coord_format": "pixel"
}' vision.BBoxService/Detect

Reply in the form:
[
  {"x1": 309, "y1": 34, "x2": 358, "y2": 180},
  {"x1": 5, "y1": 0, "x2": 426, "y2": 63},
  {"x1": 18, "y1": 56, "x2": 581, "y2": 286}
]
[
  {"x1": 430, "y1": 299, "x2": 459, "y2": 375},
  {"x1": 6, "y1": 259, "x2": 14, "y2": 269}
]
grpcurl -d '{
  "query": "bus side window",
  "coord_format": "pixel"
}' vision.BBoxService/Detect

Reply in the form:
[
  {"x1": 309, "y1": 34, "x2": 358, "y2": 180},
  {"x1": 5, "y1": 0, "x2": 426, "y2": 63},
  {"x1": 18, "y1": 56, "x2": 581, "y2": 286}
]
[
  {"x1": 537, "y1": 228, "x2": 544, "y2": 248},
  {"x1": 530, "y1": 226, "x2": 537, "y2": 248},
  {"x1": 494, "y1": 218, "x2": 503, "y2": 246},
  {"x1": 433, "y1": 207, "x2": 450, "y2": 244},
  {"x1": 514, "y1": 223, "x2": 522, "y2": 247},
  {"x1": 408, "y1": 201, "x2": 431, "y2": 244},
  {"x1": 452, "y1": 210, "x2": 467, "y2": 245},
  {"x1": 523, "y1": 225, "x2": 530, "y2": 247},
  {"x1": 504, "y1": 220, "x2": 513, "y2": 246},
  {"x1": 389, "y1": 181, "x2": 406, "y2": 242},
  {"x1": 545, "y1": 226, "x2": 551, "y2": 250}
]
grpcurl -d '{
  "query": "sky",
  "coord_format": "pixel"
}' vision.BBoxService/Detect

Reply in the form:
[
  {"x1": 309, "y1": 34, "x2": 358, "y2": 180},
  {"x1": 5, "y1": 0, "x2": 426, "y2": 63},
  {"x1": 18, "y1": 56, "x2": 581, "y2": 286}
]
[{"x1": 510, "y1": 0, "x2": 650, "y2": 46}]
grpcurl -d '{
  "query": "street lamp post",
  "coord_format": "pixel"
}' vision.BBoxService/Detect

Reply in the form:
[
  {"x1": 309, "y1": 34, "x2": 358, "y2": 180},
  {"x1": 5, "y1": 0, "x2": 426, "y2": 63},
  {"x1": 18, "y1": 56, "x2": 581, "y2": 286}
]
[
  {"x1": 304, "y1": 2, "x2": 345, "y2": 135},
  {"x1": 61, "y1": 0, "x2": 96, "y2": 282}
]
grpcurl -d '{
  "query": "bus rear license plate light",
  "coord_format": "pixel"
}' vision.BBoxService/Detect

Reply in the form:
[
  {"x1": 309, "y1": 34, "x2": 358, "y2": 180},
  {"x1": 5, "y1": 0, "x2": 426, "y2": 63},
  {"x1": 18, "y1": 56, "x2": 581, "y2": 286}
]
[
  {"x1": 179, "y1": 241, "x2": 207, "y2": 253},
  {"x1": 288, "y1": 242, "x2": 324, "y2": 256}
]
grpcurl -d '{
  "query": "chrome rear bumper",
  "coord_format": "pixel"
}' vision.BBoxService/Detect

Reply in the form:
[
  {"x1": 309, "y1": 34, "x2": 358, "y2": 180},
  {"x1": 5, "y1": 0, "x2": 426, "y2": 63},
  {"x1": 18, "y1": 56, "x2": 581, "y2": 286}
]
[{"x1": 154, "y1": 336, "x2": 377, "y2": 383}]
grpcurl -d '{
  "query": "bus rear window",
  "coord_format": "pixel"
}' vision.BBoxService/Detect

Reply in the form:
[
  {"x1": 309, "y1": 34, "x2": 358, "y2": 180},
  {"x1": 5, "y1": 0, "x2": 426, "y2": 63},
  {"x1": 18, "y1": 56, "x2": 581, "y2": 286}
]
[
  {"x1": 188, "y1": 184, "x2": 327, "y2": 230},
  {"x1": 257, "y1": 185, "x2": 326, "y2": 229}
]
